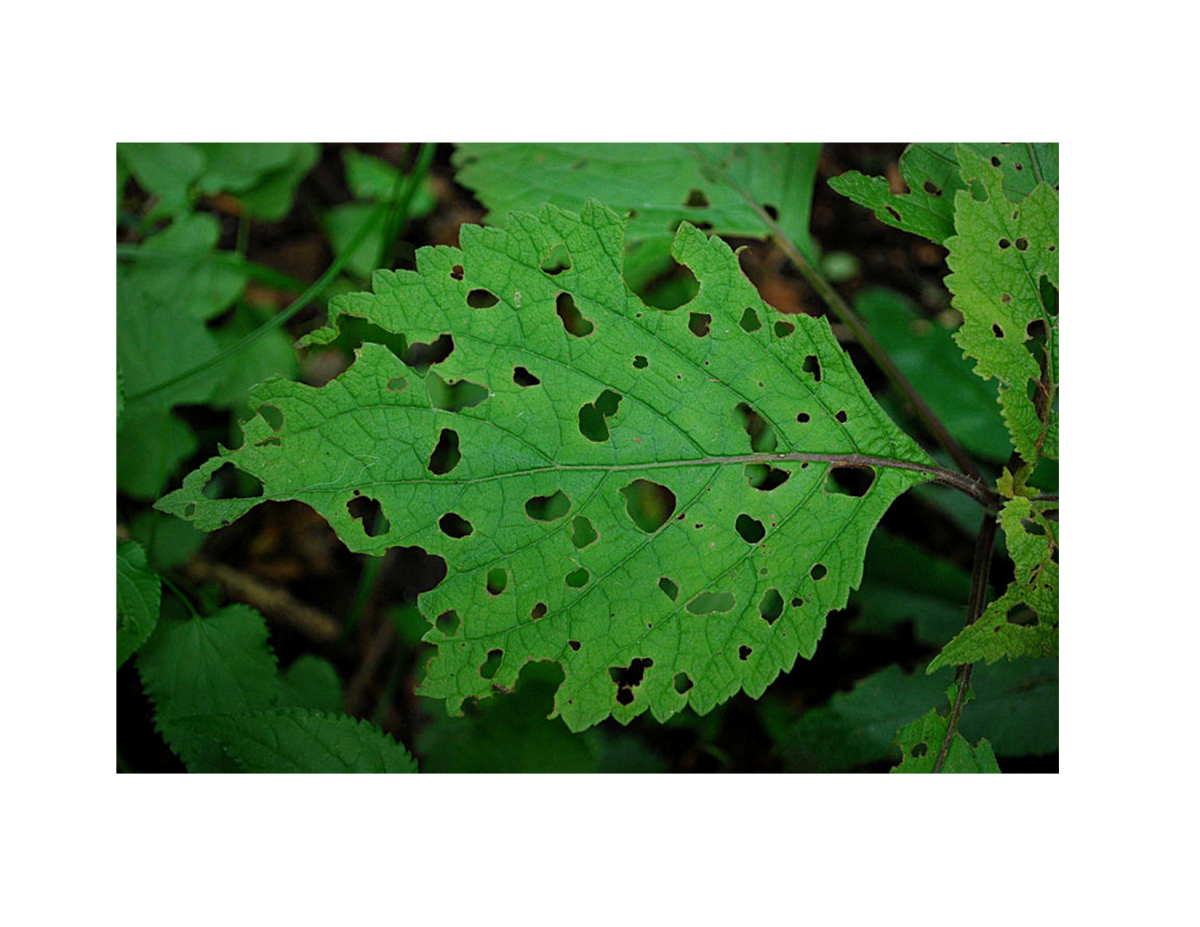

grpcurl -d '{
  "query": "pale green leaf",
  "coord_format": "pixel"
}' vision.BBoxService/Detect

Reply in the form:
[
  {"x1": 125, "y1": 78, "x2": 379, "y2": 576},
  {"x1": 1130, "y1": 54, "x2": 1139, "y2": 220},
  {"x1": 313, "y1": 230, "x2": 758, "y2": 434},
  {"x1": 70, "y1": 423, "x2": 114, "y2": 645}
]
[
  {"x1": 454, "y1": 143, "x2": 822, "y2": 261},
  {"x1": 946, "y1": 145, "x2": 1059, "y2": 463},
  {"x1": 159, "y1": 201, "x2": 933, "y2": 731},
  {"x1": 928, "y1": 496, "x2": 1058, "y2": 673},
  {"x1": 829, "y1": 143, "x2": 1059, "y2": 244},
  {"x1": 177, "y1": 709, "x2": 417, "y2": 773},
  {"x1": 117, "y1": 539, "x2": 161, "y2": 668},
  {"x1": 891, "y1": 684, "x2": 1001, "y2": 774},
  {"x1": 136, "y1": 605, "x2": 282, "y2": 772}
]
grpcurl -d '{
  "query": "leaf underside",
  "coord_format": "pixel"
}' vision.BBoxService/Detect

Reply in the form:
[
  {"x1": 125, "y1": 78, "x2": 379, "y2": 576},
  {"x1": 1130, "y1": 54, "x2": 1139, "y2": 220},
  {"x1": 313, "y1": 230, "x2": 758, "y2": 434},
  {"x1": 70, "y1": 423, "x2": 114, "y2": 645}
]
[{"x1": 159, "y1": 200, "x2": 932, "y2": 731}]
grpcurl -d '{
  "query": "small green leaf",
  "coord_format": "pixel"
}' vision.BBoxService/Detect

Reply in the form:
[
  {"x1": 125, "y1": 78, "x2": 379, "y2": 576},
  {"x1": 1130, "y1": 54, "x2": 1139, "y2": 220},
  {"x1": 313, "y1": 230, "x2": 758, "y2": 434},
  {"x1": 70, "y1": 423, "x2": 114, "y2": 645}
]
[
  {"x1": 928, "y1": 497, "x2": 1058, "y2": 673},
  {"x1": 131, "y1": 213, "x2": 245, "y2": 321},
  {"x1": 136, "y1": 605, "x2": 281, "y2": 772},
  {"x1": 829, "y1": 143, "x2": 1059, "y2": 245},
  {"x1": 159, "y1": 201, "x2": 933, "y2": 731},
  {"x1": 117, "y1": 539, "x2": 161, "y2": 668},
  {"x1": 892, "y1": 685, "x2": 1001, "y2": 774},
  {"x1": 118, "y1": 142, "x2": 205, "y2": 218},
  {"x1": 279, "y1": 656, "x2": 344, "y2": 712},
  {"x1": 178, "y1": 709, "x2": 417, "y2": 773}
]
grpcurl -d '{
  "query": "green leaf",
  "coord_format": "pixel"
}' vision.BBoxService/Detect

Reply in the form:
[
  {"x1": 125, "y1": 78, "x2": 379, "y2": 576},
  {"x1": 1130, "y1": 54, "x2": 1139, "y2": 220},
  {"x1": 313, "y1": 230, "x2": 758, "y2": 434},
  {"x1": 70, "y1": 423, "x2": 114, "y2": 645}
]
[
  {"x1": 177, "y1": 709, "x2": 417, "y2": 773},
  {"x1": 946, "y1": 145, "x2": 1059, "y2": 463},
  {"x1": 829, "y1": 143, "x2": 1059, "y2": 245},
  {"x1": 118, "y1": 142, "x2": 205, "y2": 217},
  {"x1": 928, "y1": 497, "x2": 1058, "y2": 673},
  {"x1": 343, "y1": 148, "x2": 439, "y2": 210},
  {"x1": 130, "y1": 212, "x2": 246, "y2": 321},
  {"x1": 854, "y1": 287, "x2": 1011, "y2": 461},
  {"x1": 453, "y1": 143, "x2": 822, "y2": 261},
  {"x1": 159, "y1": 201, "x2": 933, "y2": 732},
  {"x1": 892, "y1": 685, "x2": 1001, "y2": 774},
  {"x1": 772, "y1": 659, "x2": 1057, "y2": 771},
  {"x1": 136, "y1": 605, "x2": 282, "y2": 772},
  {"x1": 117, "y1": 539, "x2": 162, "y2": 668},
  {"x1": 279, "y1": 655, "x2": 344, "y2": 712},
  {"x1": 195, "y1": 143, "x2": 318, "y2": 220}
]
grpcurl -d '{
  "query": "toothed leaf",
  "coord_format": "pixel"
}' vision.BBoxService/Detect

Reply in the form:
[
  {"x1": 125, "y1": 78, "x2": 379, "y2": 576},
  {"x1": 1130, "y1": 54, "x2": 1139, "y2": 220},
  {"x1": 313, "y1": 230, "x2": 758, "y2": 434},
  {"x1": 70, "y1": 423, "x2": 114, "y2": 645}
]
[
  {"x1": 892, "y1": 684, "x2": 1001, "y2": 774},
  {"x1": 159, "y1": 201, "x2": 933, "y2": 731},
  {"x1": 117, "y1": 539, "x2": 161, "y2": 668}
]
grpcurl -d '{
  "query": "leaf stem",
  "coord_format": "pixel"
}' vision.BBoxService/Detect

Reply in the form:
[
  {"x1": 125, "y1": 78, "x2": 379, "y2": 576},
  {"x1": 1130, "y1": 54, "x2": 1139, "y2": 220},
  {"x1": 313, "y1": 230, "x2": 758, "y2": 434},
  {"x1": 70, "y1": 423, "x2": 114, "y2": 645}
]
[
  {"x1": 376, "y1": 142, "x2": 436, "y2": 270},
  {"x1": 160, "y1": 572, "x2": 202, "y2": 620},
  {"x1": 932, "y1": 513, "x2": 997, "y2": 773},
  {"x1": 687, "y1": 146, "x2": 984, "y2": 484}
]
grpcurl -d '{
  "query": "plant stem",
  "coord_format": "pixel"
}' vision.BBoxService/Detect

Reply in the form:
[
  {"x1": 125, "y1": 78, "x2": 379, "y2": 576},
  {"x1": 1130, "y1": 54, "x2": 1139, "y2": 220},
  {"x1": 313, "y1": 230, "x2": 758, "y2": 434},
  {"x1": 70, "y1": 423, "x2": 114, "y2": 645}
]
[
  {"x1": 376, "y1": 142, "x2": 436, "y2": 270},
  {"x1": 932, "y1": 513, "x2": 997, "y2": 773},
  {"x1": 687, "y1": 146, "x2": 983, "y2": 483},
  {"x1": 160, "y1": 573, "x2": 201, "y2": 620},
  {"x1": 125, "y1": 200, "x2": 390, "y2": 405},
  {"x1": 116, "y1": 244, "x2": 315, "y2": 296}
]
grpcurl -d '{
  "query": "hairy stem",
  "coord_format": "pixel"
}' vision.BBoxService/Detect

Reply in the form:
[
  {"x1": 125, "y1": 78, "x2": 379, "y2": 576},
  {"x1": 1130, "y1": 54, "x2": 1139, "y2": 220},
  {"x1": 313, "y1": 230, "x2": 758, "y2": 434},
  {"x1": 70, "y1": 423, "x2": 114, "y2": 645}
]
[
  {"x1": 687, "y1": 145, "x2": 983, "y2": 483},
  {"x1": 933, "y1": 514, "x2": 997, "y2": 773}
]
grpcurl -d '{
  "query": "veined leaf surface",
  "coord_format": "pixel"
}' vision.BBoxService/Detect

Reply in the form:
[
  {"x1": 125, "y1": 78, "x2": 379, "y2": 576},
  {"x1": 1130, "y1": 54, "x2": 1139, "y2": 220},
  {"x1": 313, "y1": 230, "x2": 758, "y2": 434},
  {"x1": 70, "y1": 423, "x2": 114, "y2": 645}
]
[{"x1": 159, "y1": 201, "x2": 935, "y2": 731}]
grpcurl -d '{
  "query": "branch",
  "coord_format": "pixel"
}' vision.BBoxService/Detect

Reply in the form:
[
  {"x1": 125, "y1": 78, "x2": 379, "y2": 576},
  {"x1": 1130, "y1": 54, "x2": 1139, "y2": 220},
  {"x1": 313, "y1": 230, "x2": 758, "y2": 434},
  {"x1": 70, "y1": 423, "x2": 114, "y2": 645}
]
[{"x1": 932, "y1": 513, "x2": 997, "y2": 773}]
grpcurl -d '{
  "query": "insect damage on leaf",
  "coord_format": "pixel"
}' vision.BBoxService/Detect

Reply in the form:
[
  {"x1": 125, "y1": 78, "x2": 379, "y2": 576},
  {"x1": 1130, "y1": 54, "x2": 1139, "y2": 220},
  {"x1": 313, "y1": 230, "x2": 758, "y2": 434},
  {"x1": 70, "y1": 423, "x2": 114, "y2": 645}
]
[{"x1": 158, "y1": 200, "x2": 933, "y2": 731}]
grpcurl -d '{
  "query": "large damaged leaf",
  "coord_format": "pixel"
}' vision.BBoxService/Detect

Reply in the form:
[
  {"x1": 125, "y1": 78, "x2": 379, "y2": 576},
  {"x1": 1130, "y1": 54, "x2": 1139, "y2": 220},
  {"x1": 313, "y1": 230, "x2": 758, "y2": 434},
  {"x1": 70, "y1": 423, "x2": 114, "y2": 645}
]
[{"x1": 159, "y1": 200, "x2": 934, "y2": 731}]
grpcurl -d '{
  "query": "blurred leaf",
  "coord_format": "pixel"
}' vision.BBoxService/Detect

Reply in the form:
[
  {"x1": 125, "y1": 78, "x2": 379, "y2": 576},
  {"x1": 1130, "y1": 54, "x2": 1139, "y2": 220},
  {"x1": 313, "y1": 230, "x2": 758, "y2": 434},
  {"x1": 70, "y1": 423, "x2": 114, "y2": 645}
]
[
  {"x1": 129, "y1": 509, "x2": 207, "y2": 572},
  {"x1": 118, "y1": 142, "x2": 205, "y2": 217},
  {"x1": 117, "y1": 539, "x2": 161, "y2": 668},
  {"x1": 209, "y1": 303, "x2": 299, "y2": 412},
  {"x1": 179, "y1": 709, "x2": 416, "y2": 773},
  {"x1": 117, "y1": 411, "x2": 199, "y2": 500},
  {"x1": 855, "y1": 287, "x2": 1011, "y2": 461},
  {"x1": 137, "y1": 605, "x2": 281, "y2": 772},
  {"x1": 131, "y1": 212, "x2": 246, "y2": 321},
  {"x1": 280, "y1": 655, "x2": 344, "y2": 712}
]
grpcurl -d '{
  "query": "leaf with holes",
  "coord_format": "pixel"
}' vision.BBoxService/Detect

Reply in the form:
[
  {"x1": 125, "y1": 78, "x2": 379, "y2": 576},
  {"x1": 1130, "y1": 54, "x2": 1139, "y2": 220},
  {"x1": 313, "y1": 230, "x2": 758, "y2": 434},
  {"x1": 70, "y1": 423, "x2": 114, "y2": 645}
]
[
  {"x1": 117, "y1": 538, "x2": 161, "y2": 668},
  {"x1": 891, "y1": 685, "x2": 1001, "y2": 774},
  {"x1": 158, "y1": 200, "x2": 936, "y2": 731},
  {"x1": 176, "y1": 708, "x2": 417, "y2": 773},
  {"x1": 454, "y1": 143, "x2": 822, "y2": 262},
  {"x1": 927, "y1": 496, "x2": 1058, "y2": 673},
  {"x1": 945, "y1": 145, "x2": 1059, "y2": 463},
  {"x1": 828, "y1": 143, "x2": 1059, "y2": 244}
]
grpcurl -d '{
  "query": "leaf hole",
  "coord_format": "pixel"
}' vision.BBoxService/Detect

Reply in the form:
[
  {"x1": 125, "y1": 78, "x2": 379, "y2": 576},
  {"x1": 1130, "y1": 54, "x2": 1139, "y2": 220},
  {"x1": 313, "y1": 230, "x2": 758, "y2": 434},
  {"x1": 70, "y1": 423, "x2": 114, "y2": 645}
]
[
  {"x1": 568, "y1": 639, "x2": 581, "y2": 651},
  {"x1": 735, "y1": 513, "x2": 766, "y2": 544},
  {"x1": 513, "y1": 366, "x2": 540, "y2": 387},
  {"x1": 609, "y1": 657, "x2": 653, "y2": 690},
  {"x1": 258, "y1": 404, "x2": 284, "y2": 431},
  {"x1": 802, "y1": 355, "x2": 822, "y2": 382},
  {"x1": 556, "y1": 292, "x2": 594, "y2": 337},
  {"x1": 687, "y1": 591, "x2": 736, "y2": 615},
  {"x1": 1006, "y1": 605, "x2": 1036, "y2": 626},
  {"x1": 202, "y1": 462, "x2": 263, "y2": 500},
  {"x1": 739, "y1": 306, "x2": 762, "y2": 332},
  {"x1": 1015, "y1": 237, "x2": 1029, "y2": 251},
  {"x1": 486, "y1": 568, "x2": 508, "y2": 596},
  {"x1": 993, "y1": 324, "x2": 1005, "y2": 338},
  {"x1": 773, "y1": 320, "x2": 794, "y2": 338},
  {"x1": 835, "y1": 410, "x2": 848, "y2": 423},
  {"x1": 912, "y1": 742, "x2": 928, "y2": 758},
  {"x1": 620, "y1": 479, "x2": 677, "y2": 533},
  {"x1": 998, "y1": 238, "x2": 1012, "y2": 250},
  {"x1": 759, "y1": 589, "x2": 783, "y2": 625},
  {"x1": 450, "y1": 264, "x2": 464, "y2": 280},
  {"x1": 673, "y1": 672, "x2": 693, "y2": 694},
  {"x1": 540, "y1": 243, "x2": 572, "y2": 276},
  {"x1": 810, "y1": 563, "x2": 827, "y2": 581},
  {"x1": 615, "y1": 688, "x2": 634, "y2": 705},
  {"x1": 796, "y1": 412, "x2": 811, "y2": 424},
  {"x1": 255, "y1": 436, "x2": 281, "y2": 448},
  {"x1": 565, "y1": 567, "x2": 589, "y2": 588},
  {"x1": 790, "y1": 596, "x2": 803, "y2": 608},
  {"x1": 436, "y1": 610, "x2": 460, "y2": 637},
  {"x1": 466, "y1": 288, "x2": 499, "y2": 309},
  {"x1": 885, "y1": 206, "x2": 902, "y2": 222},
  {"x1": 923, "y1": 180, "x2": 942, "y2": 197},
  {"x1": 531, "y1": 602, "x2": 548, "y2": 621},
  {"x1": 571, "y1": 515, "x2": 598, "y2": 549},
  {"x1": 734, "y1": 402, "x2": 777, "y2": 452},
  {"x1": 426, "y1": 371, "x2": 488, "y2": 412},
  {"x1": 427, "y1": 428, "x2": 461, "y2": 475},
  {"x1": 738, "y1": 645, "x2": 752, "y2": 661},
  {"x1": 479, "y1": 649, "x2": 503, "y2": 679},
  {"x1": 688, "y1": 312, "x2": 712, "y2": 337},
  {"x1": 658, "y1": 577, "x2": 679, "y2": 601},
  {"x1": 438, "y1": 512, "x2": 473, "y2": 538},
  {"x1": 1014, "y1": 162, "x2": 1024, "y2": 171},
  {"x1": 763, "y1": 204, "x2": 779, "y2": 220},
  {"x1": 744, "y1": 463, "x2": 790, "y2": 492},
  {"x1": 405, "y1": 333, "x2": 455, "y2": 369},
  {"x1": 990, "y1": 156, "x2": 1001, "y2": 167},
  {"x1": 525, "y1": 489, "x2": 571, "y2": 522},
  {"x1": 347, "y1": 495, "x2": 390, "y2": 537},
  {"x1": 826, "y1": 466, "x2": 875, "y2": 497},
  {"x1": 578, "y1": 389, "x2": 623, "y2": 442},
  {"x1": 684, "y1": 188, "x2": 710, "y2": 208},
  {"x1": 633, "y1": 355, "x2": 648, "y2": 369}
]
